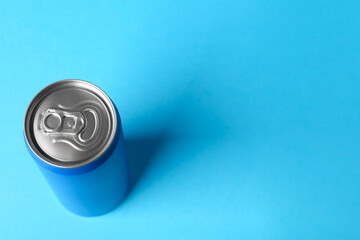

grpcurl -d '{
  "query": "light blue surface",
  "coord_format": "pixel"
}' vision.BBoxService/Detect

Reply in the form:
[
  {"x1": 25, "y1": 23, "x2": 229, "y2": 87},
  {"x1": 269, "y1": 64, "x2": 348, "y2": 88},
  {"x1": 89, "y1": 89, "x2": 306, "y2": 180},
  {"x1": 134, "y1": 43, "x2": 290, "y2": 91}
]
[{"x1": 0, "y1": 0, "x2": 359, "y2": 239}]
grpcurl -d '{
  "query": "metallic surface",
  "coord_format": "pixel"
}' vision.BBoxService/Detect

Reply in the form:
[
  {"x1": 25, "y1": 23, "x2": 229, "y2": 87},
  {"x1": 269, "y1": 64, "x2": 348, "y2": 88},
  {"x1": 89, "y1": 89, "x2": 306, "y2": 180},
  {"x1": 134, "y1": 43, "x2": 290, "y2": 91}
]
[
  {"x1": 24, "y1": 80, "x2": 117, "y2": 168},
  {"x1": 24, "y1": 79, "x2": 130, "y2": 216}
]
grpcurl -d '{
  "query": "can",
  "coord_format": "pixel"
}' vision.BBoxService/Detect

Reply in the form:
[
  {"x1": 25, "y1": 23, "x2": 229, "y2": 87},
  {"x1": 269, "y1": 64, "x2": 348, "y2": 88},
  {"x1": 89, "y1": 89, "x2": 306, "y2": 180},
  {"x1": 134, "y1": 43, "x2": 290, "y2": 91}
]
[{"x1": 24, "y1": 79, "x2": 130, "y2": 216}]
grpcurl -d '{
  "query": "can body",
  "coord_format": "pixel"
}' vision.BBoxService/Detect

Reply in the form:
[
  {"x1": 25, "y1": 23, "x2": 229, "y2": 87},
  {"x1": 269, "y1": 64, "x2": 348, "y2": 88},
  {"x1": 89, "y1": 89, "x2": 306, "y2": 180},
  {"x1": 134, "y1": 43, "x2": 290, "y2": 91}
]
[{"x1": 24, "y1": 80, "x2": 129, "y2": 216}]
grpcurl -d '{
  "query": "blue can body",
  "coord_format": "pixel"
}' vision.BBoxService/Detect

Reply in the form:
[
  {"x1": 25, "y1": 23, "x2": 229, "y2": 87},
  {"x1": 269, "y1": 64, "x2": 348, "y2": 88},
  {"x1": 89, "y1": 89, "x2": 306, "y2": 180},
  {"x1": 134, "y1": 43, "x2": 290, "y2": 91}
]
[{"x1": 25, "y1": 106, "x2": 130, "y2": 217}]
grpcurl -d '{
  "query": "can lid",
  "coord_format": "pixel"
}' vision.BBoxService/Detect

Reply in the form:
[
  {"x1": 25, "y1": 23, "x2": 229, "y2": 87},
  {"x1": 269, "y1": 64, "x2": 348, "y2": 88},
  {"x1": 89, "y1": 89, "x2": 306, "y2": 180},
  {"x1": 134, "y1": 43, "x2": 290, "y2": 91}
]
[{"x1": 24, "y1": 80, "x2": 117, "y2": 168}]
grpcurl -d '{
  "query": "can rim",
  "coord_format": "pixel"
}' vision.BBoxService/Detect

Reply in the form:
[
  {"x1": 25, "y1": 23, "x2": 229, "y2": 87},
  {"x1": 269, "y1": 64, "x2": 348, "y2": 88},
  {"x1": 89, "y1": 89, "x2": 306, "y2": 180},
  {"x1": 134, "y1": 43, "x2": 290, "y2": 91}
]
[{"x1": 24, "y1": 79, "x2": 117, "y2": 169}]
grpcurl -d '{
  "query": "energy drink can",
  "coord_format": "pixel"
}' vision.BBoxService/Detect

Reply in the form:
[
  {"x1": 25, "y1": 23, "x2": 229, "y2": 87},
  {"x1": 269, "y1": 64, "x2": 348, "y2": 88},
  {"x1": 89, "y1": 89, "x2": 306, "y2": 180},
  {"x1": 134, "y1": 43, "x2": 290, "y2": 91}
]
[{"x1": 24, "y1": 79, "x2": 129, "y2": 216}]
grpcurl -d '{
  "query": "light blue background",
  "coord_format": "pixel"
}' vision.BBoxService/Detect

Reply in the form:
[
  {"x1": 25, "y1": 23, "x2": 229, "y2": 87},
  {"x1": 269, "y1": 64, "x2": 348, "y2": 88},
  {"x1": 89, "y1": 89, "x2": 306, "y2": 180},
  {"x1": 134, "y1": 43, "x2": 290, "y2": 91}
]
[{"x1": 0, "y1": 1, "x2": 359, "y2": 239}]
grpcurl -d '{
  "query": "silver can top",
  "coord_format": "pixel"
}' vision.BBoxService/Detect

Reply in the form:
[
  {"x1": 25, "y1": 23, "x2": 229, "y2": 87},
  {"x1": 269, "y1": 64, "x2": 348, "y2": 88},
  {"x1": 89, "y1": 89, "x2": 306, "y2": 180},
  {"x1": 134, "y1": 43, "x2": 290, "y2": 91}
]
[{"x1": 24, "y1": 80, "x2": 117, "y2": 168}]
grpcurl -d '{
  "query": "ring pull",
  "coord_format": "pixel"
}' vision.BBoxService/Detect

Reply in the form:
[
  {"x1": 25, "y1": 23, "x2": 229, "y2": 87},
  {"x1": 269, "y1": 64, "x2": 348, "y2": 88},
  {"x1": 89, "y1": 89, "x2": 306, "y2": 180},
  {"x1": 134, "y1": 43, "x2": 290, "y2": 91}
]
[
  {"x1": 42, "y1": 109, "x2": 85, "y2": 135},
  {"x1": 77, "y1": 108, "x2": 99, "y2": 143}
]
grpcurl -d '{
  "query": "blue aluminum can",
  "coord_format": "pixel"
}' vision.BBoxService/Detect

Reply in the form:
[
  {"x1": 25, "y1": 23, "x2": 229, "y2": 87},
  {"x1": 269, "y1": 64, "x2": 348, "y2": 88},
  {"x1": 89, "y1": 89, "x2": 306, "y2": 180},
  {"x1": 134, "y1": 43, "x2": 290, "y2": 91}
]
[{"x1": 24, "y1": 80, "x2": 129, "y2": 216}]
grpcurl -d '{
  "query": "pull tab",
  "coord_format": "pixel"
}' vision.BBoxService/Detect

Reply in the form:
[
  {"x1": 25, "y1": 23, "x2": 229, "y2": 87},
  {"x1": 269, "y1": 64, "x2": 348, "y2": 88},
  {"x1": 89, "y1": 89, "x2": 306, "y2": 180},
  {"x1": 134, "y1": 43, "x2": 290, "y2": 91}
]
[{"x1": 42, "y1": 109, "x2": 85, "y2": 135}]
